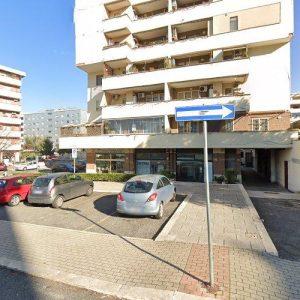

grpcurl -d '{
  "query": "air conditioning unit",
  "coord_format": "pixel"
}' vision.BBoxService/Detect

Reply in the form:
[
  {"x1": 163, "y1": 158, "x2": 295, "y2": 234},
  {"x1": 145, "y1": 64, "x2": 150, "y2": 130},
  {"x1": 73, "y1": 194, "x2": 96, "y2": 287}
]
[
  {"x1": 199, "y1": 86, "x2": 208, "y2": 92},
  {"x1": 137, "y1": 93, "x2": 145, "y2": 98}
]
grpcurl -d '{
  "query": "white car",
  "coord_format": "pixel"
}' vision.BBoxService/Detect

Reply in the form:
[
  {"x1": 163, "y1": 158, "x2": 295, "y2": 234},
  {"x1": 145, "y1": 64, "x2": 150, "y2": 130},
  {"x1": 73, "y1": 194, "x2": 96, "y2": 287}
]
[{"x1": 14, "y1": 161, "x2": 38, "y2": 171}]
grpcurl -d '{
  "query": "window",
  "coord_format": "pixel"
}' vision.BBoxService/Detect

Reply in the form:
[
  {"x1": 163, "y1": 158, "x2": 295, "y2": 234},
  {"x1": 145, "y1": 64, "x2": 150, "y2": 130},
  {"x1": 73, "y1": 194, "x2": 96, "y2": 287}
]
[
  {"x1": 230, "y1": 16, "x2": 238, "y2": 32},
  {"x1": 157, "y1": 180, "x2": 164, "y2": 189},
  {"x1": 161, "y1": 177, "x2": 170, "y2": 186},
  {"x1": 96, "y1": 75, "x2": 103, "y2": 86},
  {"x1": 124, "y1": 181, "x2": 153, "y2": 193},
  {"x1": 252, "y1": 118, "x2": 269, "y2": 131}
]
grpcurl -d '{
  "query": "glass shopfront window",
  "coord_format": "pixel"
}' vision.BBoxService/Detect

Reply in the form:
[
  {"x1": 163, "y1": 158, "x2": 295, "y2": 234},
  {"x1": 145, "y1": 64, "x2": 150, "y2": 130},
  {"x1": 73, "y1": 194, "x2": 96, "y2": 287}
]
[
  {"x1": 105, "y1": 117, "x2": 164, "y2": 135},
  {"x1": 136, "y1": 150, "x2": 166, "y2": 175},
  {"x1": 96, "y1": 152, "x2": 125, "y2": 173}
]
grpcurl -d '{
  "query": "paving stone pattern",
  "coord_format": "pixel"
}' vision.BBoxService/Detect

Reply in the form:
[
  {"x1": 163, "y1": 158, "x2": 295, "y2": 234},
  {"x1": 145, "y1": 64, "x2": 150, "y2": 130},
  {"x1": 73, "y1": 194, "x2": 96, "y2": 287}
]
[
  {"x1": 0, "y1": 220, "x2": 300, "y2": 299},
  {"x1": 169, "y1": 183, "x2": 267, "y2": 252}
]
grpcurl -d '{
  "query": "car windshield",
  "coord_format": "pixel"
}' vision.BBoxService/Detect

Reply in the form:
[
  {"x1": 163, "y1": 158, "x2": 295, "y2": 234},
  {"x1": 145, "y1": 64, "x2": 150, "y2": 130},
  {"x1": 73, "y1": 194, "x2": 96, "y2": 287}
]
[
  {"x1": 33, "y1": 177, "x2": 52, "y2": 187},
  {"x1": 124, "y1": 181, "x2": 153, "y2": 193},
  {"x1": 0, "y1": 180, "x2": 7, "y2": 188}
]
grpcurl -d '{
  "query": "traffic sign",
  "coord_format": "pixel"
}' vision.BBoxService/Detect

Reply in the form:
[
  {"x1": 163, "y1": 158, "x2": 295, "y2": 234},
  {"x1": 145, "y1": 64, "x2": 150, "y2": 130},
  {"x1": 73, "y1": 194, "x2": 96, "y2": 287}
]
[
  {"x1": 175, "y1": 104, "x2": 235, "y2": 122},
  {"x1": 72, "y1": 148, "x2": 78, "y2": 159}
]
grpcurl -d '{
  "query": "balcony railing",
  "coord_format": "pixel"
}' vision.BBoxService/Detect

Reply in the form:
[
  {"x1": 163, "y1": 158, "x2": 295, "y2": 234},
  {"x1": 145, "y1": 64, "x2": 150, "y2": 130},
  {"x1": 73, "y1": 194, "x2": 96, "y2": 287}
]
[{"x1": 60, "y1": 124, "x2": 103, "y2": 137}]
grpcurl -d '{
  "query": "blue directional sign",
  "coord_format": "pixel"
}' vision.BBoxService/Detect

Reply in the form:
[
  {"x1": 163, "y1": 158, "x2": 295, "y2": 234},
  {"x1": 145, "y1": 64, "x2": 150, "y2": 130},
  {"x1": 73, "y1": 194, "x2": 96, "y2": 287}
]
[{"x1": 175, "y1": 104, "x2": 235, "y2": 122}]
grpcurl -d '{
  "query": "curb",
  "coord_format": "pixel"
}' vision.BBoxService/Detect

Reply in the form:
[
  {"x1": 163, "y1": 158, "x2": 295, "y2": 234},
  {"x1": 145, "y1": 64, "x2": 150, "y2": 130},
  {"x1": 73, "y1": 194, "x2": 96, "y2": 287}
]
[
  {"x1": 238, "y1": 184, "x2": 278, "y2": 256},
  {"x1": 0, "y1": 256, "x2": 211, "y2": 300},
  {"x1": 155, "y1": 194, "x2": 192, "y2": 242}
]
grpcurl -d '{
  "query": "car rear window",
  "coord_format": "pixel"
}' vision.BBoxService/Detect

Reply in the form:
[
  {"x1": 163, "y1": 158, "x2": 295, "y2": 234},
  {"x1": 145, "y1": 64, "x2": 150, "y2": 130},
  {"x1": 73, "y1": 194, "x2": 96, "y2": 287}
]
[
  {"x1": 0, "y1": 180, "x2": 7, "y2": 188},
  {"x1": 33, "y1": 178, "x2": 52, "y2": 187},
  {"x1": 124, "y1": 181, "x2": 153, "y2": 193}
]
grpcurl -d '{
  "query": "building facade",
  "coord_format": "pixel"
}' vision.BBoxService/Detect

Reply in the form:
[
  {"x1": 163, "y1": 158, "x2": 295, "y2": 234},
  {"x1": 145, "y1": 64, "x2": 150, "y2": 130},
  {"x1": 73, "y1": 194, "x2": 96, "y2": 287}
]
[
  {"x1": 60, "y1": 0, "x2": 295, "y2": 183},
  {"x1": 0, "y1": 65, "x2": 26, "y2": 162},
  {"x1": 24, "y1": 108, "x2": 87, "y2": 146},
  {"x1": 291, "y1": 93, "x2": 300, "y2": 127}
]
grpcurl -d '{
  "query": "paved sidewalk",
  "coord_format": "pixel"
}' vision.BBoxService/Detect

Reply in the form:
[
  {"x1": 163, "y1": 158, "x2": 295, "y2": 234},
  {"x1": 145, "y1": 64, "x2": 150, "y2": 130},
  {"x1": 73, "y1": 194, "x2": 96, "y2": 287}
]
[
  {"x1": 0, "y1": 220, "x2": 299, "y2": 299},
  {"x1": 157, "y1": 183, "x2": 277, "y2": 255}
]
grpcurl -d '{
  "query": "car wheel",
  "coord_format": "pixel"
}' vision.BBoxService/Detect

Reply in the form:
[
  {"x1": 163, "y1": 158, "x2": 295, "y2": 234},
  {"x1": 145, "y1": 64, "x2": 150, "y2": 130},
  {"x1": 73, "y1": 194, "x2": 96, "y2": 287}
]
[
  {"x1": 52, "y1": 195, "x2": 64, "y2": 209},
  {"x1": 8, "y1": 194, "x2": 21, "y2": 207},
  {"x1": 171, "y1": 192, "x2": 176, "y2": 202},
  {"x1": 155, "y1": 203, "x2": 164, "y2": 219},
  {"x1": 23, "y1": 167, "x2": 27, "y2": 171},
  {"x1": 85, "y1": 186, "x2": 93, "y2": 197}
]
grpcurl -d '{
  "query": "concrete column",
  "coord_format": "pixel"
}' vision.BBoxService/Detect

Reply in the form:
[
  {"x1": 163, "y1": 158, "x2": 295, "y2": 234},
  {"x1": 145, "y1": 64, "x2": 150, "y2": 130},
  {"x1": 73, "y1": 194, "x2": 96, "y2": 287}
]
[
  {"x1": 166, "y1": 149, "x2": 176, "y2": 174},
  {"x1": 213, "y1": 148, "x2": 225, "y2": 176},
  {"x1": 168, "y1": 25, "x2": 172, "y2": 43},
  {"x1": 236, "y1": 149, "x2": 242, "y2": 183},
  {"x1": 14, "y1": 152, "x2": 20, "y2": 163},
  {"x1": 86, "y1": 149, "x2": 97, "y2": 174},
  {"x1": 164, "y1": 115, "x2": 170, "y2": 133},
  {"x1": 164, "y1": 82, "x2": 171, "y2": 100},
  {"x1": 168, "y1": 0, "x2": 173, "y2": 12},
  {"x1": 124, "y1": 149, "x2": 135, "y2": 174},
  {"x1": 270, "y1": 149, "x2": 276, "y2": 183}
]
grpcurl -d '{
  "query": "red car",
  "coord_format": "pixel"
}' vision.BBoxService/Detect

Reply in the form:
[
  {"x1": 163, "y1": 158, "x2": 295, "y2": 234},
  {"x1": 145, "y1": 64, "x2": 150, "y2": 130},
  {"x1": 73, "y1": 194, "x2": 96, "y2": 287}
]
[
  {"x1": 0, "y1": 175, "x2": 37, "y2": 206},
  {"x1": 0, "y1": 162, "x2": 7, "y2": 172}
]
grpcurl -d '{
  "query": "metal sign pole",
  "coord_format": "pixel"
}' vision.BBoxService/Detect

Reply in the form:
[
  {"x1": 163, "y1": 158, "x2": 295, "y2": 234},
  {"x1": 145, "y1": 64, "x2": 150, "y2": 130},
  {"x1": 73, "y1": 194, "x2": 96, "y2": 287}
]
[
  {"x1": 203, "y1": 120, "x2": 214, "y2": 286},
  {"x1": 73, "y1": 158, "x2": 76, "y2": 174}
]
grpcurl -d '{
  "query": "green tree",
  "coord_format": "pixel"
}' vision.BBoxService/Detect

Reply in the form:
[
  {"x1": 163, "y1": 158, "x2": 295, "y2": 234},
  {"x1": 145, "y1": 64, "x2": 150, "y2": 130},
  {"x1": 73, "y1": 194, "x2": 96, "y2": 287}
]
[
  {"x1": 24, "y1": 136, "x2": 44, "y2": 153},
  {"x1": 40, "y1": 138, "x2": 54, "y2": 156}
]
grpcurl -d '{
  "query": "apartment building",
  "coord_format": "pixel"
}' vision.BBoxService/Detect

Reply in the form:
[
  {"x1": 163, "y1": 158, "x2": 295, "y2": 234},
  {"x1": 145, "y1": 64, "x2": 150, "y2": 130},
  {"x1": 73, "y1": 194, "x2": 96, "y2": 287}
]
[
  {"x1": 291, "y1": 93, "x2": 300, "y2": 126},
  {"x1": 60, "y1": 0, "x2": 296, "y2": 184},
  {"x1": 0, "y1": 65, "x2": 26, "y2": 162},
  {"x1": 24, "y1": 108, "x2": 87, "y2": 146}
]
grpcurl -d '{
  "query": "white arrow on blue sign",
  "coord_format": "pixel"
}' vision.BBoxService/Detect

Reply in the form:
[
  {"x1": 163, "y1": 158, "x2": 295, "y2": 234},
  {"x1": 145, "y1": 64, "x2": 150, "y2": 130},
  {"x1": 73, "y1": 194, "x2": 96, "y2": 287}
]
[{"x1": 175, "y1": 104, "x2": 235, "y2": 122}]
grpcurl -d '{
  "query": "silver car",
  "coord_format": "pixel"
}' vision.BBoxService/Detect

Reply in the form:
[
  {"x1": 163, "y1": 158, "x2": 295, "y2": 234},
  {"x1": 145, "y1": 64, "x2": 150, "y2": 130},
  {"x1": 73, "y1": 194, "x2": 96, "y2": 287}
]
[
  {"x1": 117, "y1": 175, "x2": 176, "y2": 219},
  {"x1": 28, "y1": 173, "x2": 94, "y2": 208}
]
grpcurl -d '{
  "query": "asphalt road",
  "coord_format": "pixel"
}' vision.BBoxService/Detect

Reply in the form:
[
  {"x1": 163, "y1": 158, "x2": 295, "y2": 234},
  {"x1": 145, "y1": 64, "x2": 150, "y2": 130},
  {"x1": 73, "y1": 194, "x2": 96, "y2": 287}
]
[
  {"x1": 0, "y1": 266, "x2": 118, "y2": 300},
  {"x1": 0, "y1": 192, "x2": 184, "y2": 239},
  {"x1": 251, "y1": 197, "x2": 300, "y2": 261}
]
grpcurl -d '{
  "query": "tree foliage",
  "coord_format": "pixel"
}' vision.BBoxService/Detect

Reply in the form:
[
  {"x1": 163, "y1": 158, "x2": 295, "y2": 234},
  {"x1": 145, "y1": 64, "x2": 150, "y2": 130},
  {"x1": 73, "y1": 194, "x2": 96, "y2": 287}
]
[{"x1": 40, "y1": 138, "x2": 54, "y2": 156}]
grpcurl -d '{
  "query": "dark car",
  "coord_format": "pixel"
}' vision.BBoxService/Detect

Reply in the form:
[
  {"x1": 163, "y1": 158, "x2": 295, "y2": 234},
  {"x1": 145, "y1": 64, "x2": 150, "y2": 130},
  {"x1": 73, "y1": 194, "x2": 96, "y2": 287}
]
[
  {"x1": 51, "y1": 163, "x2": 77, "y2": 173},
  {"x1": 0, "y1": 162, "x2": 7, "y2": 172},
  {"x1": 28, "y1": 173, "x2": 94, "y2": 208}
]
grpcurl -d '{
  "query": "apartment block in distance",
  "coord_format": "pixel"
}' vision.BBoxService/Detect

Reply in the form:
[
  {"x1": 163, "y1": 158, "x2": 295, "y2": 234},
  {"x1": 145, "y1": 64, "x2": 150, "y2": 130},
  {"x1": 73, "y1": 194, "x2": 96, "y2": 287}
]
[
  {"x1": 24, "y1": 108, "x2": 87, "y2": 146},
  {"x1": 60, "y1": 0, "x2": 298, "y2": 187},
  {"x1": 0, "y1": 65, "x2": 26, "y2": 162}
]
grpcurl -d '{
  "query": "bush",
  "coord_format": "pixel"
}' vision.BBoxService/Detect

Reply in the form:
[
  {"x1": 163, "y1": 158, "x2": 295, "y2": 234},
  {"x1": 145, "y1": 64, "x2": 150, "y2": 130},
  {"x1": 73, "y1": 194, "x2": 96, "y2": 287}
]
[
  {"x1": 225, "y1": 169, "x2": 238, "y2": 184},
  {"x1": 79, "y1": 173, "x2": 136, "y2": 182},
  {"x1": 214, "y1": 175, "x2": 225, "y2": 184},
  {"x1": 159, "y1": 170, "x2": 176, "y2": 179}
]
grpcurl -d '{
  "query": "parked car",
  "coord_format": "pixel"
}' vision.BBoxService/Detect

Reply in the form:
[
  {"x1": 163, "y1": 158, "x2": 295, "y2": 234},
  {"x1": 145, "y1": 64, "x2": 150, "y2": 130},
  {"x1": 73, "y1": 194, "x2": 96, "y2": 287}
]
[
  {"x1": 14, "y1": 161, "x2": 38, "y2": 171},
  {"x1": 0, "y1": 175, "x2": 37, "y2": 206},
  {"x1": 28, "y1": 173, "x2": 94, "y2": 208},
  {"x1": 117, "y1": 175, "x2": 176, "y2": 219},
  {"x1": 51, "y1": 163, "x2": 77, "y2": 173},
  {"x1": 0, "y1": 162, "x2": 7, "y2": 172}
]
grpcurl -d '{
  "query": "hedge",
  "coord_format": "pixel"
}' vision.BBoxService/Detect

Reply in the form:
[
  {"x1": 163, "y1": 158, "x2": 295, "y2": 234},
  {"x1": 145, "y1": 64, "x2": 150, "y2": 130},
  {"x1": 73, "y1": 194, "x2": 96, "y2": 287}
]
[{"x1": 79, "y1": 173, "x2": 136, "y2": 182}]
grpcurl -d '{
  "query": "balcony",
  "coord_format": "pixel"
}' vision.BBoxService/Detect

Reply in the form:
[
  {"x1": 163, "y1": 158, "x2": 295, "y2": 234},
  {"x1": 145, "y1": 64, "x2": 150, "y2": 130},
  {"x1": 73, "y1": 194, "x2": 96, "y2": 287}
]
[
  {"x1": 102, "y1": 58, "x2": 250, "y2": 91},
  {"x1": 0, "y1": 130, "x2": 22, "y2": 138},
  {"x1": 0, "y1": 75, "x2": 21, "y2": 87},
  {"x1": 0, "y1": 116, "x2": 22, "y2": 125},
  {"x1": 102, "y1": 95, "x2": 249, "y2": 119},
  {"x1": 60, "y1": 124, "x2": 103, "y2": 137},
  {"x1": 0, "y1": 89, "x2": 21, "y2": 100},
  {"x1": 133, "y1": 27, "x2": 168, "y2": 47},
  {"x1": 133, "y1": 0, "x2": 168, "y2": 19},
  {"x1": 0, "y1": 102, "x2": 21, "y2": 113},
  {"x1": 59, "y1": 131, "x2": 293, "y2": 150}
]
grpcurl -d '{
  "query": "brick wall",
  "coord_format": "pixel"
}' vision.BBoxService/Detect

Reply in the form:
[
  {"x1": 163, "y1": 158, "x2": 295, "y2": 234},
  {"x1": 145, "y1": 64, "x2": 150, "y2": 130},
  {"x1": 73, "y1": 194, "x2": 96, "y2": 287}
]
[
  {"x1": 234, "y1": 111, "x2": 291, "y2": 131},
  {"x1": 213, "y1": 148, "x2": 225, "y2": 176}
]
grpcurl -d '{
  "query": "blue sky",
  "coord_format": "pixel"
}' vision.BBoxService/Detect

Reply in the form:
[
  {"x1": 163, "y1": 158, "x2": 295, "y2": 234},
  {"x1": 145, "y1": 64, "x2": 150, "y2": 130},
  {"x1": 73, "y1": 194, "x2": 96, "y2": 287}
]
[{"x1": 0, "y1": 0, "x2": 299, "y2": 113}]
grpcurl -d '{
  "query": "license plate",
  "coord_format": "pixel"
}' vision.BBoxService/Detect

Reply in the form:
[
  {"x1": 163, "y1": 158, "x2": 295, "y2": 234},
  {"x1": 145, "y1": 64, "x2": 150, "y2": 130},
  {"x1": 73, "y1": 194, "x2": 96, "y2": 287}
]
[{"x1": 34, "y1": 190, "x2": 43, "y2": 194}]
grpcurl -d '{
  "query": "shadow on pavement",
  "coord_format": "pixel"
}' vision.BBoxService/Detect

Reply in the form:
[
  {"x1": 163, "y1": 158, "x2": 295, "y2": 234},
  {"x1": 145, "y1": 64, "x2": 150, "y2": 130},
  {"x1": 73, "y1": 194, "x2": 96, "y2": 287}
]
[{"x1": 60, "y1": 206, "x2": 209, "y2": 286}]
